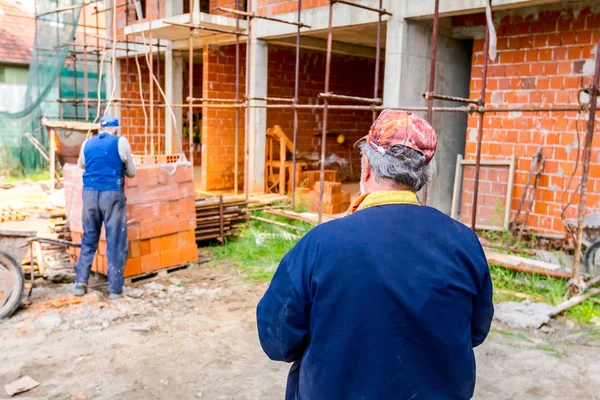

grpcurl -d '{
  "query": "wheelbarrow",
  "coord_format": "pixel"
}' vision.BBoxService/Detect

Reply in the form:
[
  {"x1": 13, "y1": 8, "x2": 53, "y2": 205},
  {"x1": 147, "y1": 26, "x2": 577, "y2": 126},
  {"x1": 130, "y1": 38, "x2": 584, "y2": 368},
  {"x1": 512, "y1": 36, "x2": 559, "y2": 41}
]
[
  {"x1": 0, "y1": 230, "x2": 36, "y2": 320},
  {"x1": 564, "y1": 214, "x2": 600, "y2": 278},
  {"x1": 0, "y1": 230, "x2": 80, "y2": 320}
]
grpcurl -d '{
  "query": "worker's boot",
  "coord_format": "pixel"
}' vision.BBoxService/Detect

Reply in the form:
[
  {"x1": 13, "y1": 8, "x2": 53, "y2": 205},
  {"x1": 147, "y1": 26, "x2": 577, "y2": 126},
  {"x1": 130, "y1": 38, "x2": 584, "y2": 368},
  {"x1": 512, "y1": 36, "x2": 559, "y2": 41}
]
[
  {"x1": 107, "y1": 292, "x2": 122, "y2": 300},
  {"x1": 72, "y1": 283, "x2": 87, "y2": 297}
]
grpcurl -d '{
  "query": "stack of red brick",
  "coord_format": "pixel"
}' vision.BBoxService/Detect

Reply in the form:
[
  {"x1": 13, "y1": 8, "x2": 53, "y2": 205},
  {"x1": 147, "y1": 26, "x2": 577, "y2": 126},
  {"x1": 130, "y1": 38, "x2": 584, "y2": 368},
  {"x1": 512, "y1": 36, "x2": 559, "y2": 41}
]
[
  {"x1": 64, "y1": 155, "x2": 198, "y2": 278},
  {"x1": 307, "y1": 182, "x2": 351, "y2": 215}
]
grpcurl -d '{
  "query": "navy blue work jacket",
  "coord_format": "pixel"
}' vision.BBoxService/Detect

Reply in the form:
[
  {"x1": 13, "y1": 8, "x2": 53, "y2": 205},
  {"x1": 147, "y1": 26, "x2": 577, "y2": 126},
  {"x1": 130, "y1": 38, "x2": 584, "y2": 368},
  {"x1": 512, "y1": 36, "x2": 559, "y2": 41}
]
[{"x1": 257, "y1": 204, "x2": 494, "y2": 400}]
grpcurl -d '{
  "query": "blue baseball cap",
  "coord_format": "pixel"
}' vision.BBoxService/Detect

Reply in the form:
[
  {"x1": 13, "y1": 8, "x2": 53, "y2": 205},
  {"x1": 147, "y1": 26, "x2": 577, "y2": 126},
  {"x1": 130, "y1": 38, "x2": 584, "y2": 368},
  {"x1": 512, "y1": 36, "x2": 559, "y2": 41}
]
[{"x1": 100, "y1": 115, "x2": 119, "y2": 127}]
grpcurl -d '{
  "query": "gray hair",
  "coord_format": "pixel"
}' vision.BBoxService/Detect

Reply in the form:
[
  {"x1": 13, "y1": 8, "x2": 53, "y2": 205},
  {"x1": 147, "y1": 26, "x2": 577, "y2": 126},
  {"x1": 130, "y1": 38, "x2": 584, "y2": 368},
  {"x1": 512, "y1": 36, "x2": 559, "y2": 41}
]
[
  {"x1": 99, "y1": 126, "x2": 119, "y2": 135},
  {"x1": 359, "y1": 142, "x2": 434, "y2": 192}
]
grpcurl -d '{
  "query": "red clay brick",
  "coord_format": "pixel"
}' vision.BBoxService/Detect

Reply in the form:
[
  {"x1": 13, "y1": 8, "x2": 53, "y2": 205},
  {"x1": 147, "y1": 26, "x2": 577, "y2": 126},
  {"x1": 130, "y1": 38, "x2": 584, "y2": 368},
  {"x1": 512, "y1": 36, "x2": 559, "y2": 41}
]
[
  {"x1": 160, "y1": 249, "x2": 181, "y2": 269},
  {"x1": 141, "y1": 253, "x2": 161, "y2": 273},
  {"x1": 180, "y1": 245, "x2": 199, "y2": 263}
]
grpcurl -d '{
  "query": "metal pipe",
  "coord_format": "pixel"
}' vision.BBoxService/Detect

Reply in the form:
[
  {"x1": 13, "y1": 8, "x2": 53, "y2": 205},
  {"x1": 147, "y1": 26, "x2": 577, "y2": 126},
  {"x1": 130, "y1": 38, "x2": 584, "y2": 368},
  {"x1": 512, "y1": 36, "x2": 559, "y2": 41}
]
[
  {"x1": 244, "y1": 0, "x2": 253, "y2": 202},
  {"x1": 372, "y1": 0, "x2": 383, "y2": 123},
  {"x1": 125, "y1": 3, "x2": 130, "y2": 132},
  {"x1": 330, "y1": 0, "x2": 392, "y2": 16},
  {"x1": 164, "y1": 21, "x2": 249, "y2": 36},
  {"x1": 92, "y1": 1, "x2": 128, "y2": 15},
  {"x1": 483, "y1": 106, "x2": 583, "y2": 113},
  {"x1": 95, "y1": 7, "x2": 100, "y2": 117},
  {"x1": 218, "y1": 7, "x2": 310, "y2": 28},
  {"x1": 219, "y1": 195, "x2": 225, "y2": 244},
  {"x1": 74, "y1": 52, "x2": 79, "y2": 119},
  {"x1": 571, "y1": 32, "x2": 600, "y2": 286},
  {"x1": 235, "y1": 0, "x2": 241, "y2": 195},
  {"x1": 56, "y1": 5, "x2": 62, "y2": 119},
  {"x1": 471, "y1": 0, "x2": 492, "y2": 231},
  {"x1": 422, "y1": 0, "x2": 439, "y2": 206},
  {"x1": 246, "y1": 96, "x2": 295, "y2": 102},
  {"x1": 187, "y1": 97, "x2": 240, "y2": 103},
  {"x1": 149, "y1": 33, "x2": 154, "y2": 155},
  {"x1": 291, "y1": 0, "x2": 302, "y2": 208},
  {"x1": 426, "y1": 0, "x2": 440, "y2": 124},
  {"x1": 319, "y1": 2, "x2": 334, "y2": 224},
  {"x1": 318, "y1": 93, "x2": 383, "y2": 104},
  {"x1": 188, "y1": 25, "x2": 194, "y2": 170},
  {"x1": 157, "y1": 37, "x2": 162, "y2": 154},
  {"x1": 83, "y1": 6, "x2": 89, "y2": 118},
  {"x1": 424, "y1": 92, "x2": 480, "y2": 105}
]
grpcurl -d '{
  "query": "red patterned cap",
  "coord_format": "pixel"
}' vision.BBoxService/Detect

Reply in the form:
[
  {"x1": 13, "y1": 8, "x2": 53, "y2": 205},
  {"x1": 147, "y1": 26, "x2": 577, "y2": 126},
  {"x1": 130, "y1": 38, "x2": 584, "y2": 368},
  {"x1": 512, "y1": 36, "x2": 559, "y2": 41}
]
[{"x1": 354, "y1": 110, "x2": 437, "y2": 164}]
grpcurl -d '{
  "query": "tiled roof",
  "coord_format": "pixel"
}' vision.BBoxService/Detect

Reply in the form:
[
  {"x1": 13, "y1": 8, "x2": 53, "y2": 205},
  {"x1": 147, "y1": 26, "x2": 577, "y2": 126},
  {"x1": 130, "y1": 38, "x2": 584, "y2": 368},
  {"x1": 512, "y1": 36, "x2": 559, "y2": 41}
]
[{"x1": 0, "y1": 1, "x2": 35, "y2": 65}]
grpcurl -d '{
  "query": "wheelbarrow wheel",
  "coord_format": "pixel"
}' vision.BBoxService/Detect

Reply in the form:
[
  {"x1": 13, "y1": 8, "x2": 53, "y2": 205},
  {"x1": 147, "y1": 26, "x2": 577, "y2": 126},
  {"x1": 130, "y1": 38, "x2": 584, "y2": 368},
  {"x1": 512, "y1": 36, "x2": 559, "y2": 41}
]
[
  {"x1": 584, "y1": 240, "x2": 600, "y2": 278},
  {"x1": 0, "y1": 251, "x2": 24, "y2": 321}
]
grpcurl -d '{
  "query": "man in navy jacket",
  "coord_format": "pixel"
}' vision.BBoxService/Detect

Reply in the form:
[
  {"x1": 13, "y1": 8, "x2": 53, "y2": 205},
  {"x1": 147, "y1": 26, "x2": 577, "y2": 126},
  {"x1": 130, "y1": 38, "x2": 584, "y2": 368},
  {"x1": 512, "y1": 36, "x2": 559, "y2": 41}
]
[{"x1": 257, "y1": 110, "x2": 494, "y2": 400}]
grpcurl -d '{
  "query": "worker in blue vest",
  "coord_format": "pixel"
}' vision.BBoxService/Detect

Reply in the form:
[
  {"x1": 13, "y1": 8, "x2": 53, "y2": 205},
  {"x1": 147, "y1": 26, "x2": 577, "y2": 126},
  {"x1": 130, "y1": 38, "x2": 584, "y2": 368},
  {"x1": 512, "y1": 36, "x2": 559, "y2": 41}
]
[{"x1": 73, "y1": 116, "x2": 136, "y2": 299}]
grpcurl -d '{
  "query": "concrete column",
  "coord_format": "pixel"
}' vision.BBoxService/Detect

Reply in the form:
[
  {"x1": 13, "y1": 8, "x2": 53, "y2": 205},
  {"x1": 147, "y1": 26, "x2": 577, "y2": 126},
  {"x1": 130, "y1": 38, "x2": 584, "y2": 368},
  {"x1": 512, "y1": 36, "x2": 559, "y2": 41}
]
[
  {"x1": 247, "y1": 27, "x2": 268, "y2": 194},
  {"x1": 382, "y1": 8, "x2": 471, "y2": 215},
  {"x1": 165, "y1": 43, "x2": 183, "y2": 154},
  {"x1": 166, "y1": 0, "x2": 183, "y2": 17}
]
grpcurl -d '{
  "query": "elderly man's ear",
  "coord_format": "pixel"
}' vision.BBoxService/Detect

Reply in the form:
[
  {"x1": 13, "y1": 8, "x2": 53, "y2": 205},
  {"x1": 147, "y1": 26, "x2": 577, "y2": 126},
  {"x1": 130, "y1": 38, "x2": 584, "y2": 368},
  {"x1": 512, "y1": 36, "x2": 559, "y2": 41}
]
[{"x1": 361, "y1": 155, "x2": 372, "y2": 182}]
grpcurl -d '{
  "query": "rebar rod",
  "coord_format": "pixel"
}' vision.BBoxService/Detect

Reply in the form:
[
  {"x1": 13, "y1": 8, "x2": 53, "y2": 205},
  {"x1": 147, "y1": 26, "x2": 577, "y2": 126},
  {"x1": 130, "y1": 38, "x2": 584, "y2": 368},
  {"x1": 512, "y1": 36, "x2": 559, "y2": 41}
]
[
  {"x1": 471, "y1": 0, "x2": 492, "y2": 231},
  {"x1": 246, "y1": 96, "x2": 295, "y2": 102},
  {"x1": 330, "y1": 0, "x2": 391, "y2": 15},
  {"x1": 164, "y1": 21, "x2": 248, "y2": 36},
  {"x1": 291, "y1": 0, "x2": 302, "y2": 208},
  {"x1": 318, "y1": 93, "x2": 382, "y2": 104},
  {"x1": 424, "y1": 92, "x2": 480, "y2": 105},
  {"x1": 83, "y1": 6, "x2": 89, "y2": 118},
  {"x1": 571, "y1": 32, "x2": 600, "y2": 287},
  {"x1": 188, "y1": 23, "x2": 194, "y2": 170},
  {"x1": 244, "y1": 0, "x2": 253, "y2": 202},
  {"x1": 422, "y1": 0, "x2": 439, "y2": 206},
  {"x1": 372, "y1": 0, "x2": 383, "y2": 123},
  {"x1": 235, "y1": 0, "x2": 241, "y2": 195},
  {"x1": 319, "y1": 2, "x2": 334, "y2": 224},
  {"x1": 218, "y1": 7, "x2": 310, "y2": 28}
]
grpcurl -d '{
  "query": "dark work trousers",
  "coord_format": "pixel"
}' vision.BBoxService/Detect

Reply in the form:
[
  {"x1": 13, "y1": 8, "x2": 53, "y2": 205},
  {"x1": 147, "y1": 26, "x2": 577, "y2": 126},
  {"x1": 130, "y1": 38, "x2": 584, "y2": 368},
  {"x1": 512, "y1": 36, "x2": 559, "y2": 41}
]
[{"x1": 75, "y1": 189, "x2": 128, "y2": 294}]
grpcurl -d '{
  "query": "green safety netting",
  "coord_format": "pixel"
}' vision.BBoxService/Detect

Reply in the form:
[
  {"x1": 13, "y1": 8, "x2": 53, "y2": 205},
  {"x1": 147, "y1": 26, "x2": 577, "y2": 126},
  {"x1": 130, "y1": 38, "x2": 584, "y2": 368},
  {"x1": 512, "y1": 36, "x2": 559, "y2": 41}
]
[{"x1": 0, "y1": 0, "x2": 106, "y2": 177}]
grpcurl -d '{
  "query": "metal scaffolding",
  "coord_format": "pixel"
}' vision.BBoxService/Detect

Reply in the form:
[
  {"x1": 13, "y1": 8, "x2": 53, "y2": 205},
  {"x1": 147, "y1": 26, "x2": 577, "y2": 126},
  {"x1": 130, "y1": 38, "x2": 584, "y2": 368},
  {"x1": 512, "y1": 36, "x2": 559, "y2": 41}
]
[{"x1": 42, "y1": 0, "x2": 599, "y2": 286}]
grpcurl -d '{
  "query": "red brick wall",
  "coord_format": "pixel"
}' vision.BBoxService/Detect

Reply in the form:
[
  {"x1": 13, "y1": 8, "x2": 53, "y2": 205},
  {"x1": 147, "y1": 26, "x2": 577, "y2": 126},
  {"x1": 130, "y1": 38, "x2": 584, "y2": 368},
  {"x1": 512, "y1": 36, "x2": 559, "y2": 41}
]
[
  {"x1": 201, "y1": 44, "x2": 247, "y2": 191},
  {"x1": 120, "y1": 57, "x2": 166, "y2": 156},
  {"x1": 267, "y1": 45, "x2": 381, "y2": 182},
  {"x1": 457, "y1": 4, "x2": 600, "y2": 235}
]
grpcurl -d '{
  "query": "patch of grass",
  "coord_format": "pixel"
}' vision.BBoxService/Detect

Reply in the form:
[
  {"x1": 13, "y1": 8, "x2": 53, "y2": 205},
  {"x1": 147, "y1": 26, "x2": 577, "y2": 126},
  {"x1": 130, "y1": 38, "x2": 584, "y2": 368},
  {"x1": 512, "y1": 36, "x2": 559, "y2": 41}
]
[
  {"x1": 209, "y1": 211, "x2": 310, "y2": 281},
  {"x1": 491, "y1": 328, "x2": 534, "y2": 343},
  {"x1": 535, "y1": 343, "x2": 566, "y2": 358},
  {"x1": 579, "y1": 328, "x2": 600, "y2": 342},
  {"x1": 482, "y1": 229, "x2": 537, "y2": 259},
  {"x1": 490, "y1": 264, "x2": 600, "y2": 325},
  {"x1": 3, "y1": 171, "x2": 51, "y2": 183}
]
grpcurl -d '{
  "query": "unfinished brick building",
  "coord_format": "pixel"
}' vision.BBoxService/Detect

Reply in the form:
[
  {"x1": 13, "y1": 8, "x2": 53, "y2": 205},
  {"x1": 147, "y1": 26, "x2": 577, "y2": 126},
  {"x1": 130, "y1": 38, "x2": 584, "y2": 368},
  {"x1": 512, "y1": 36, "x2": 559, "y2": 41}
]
[{"x1": 110, "y1": 0, "x2": 600, "y2": 238}]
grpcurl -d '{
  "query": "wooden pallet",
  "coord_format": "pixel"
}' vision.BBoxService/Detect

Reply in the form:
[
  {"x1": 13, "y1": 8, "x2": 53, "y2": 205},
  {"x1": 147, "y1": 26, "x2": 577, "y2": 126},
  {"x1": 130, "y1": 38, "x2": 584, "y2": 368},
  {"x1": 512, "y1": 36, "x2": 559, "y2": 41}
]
[
  {"x1": 125, "y1": 264, "x2": 192, "y2": 285},
  {"x1": 0, "y1": 207, "x2": 25, "y2": 222}
]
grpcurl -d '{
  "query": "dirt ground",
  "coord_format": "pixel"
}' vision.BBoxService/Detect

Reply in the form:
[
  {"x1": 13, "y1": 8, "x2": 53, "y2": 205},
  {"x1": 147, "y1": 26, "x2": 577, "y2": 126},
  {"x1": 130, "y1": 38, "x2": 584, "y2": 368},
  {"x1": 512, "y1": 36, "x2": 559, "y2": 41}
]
[{"x1": 1, "y1": 260, "x2": 599, "y2": 400}]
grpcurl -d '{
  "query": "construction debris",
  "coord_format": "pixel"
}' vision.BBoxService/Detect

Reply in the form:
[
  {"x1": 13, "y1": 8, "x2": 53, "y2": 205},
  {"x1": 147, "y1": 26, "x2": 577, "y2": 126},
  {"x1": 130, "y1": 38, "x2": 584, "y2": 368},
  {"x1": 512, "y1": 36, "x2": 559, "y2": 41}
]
[
  {"x1": 494, "y1": 301, "x2": 553, "y2": 329},
  {"x1": 195, "y1": 197, "x2": 248, "y2": 242},
  {"x1": 484, "y1": 250, "x2": 576, "y2": 280},
  {"x1": 0, "y1": 207, "x2": 25, "y2": 222},
  {"x1": 4, "y1": 376, "x2": 40, "y2": 397},
  {"x1": 249, "y1": 215, "x2": 304, "y2": 233}
]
